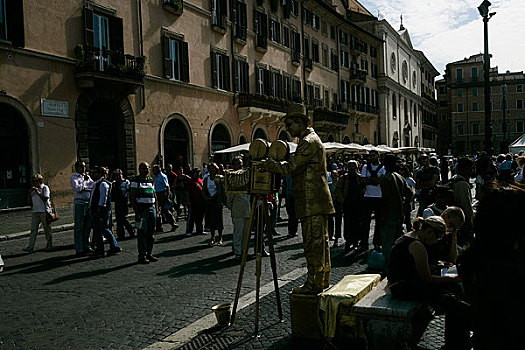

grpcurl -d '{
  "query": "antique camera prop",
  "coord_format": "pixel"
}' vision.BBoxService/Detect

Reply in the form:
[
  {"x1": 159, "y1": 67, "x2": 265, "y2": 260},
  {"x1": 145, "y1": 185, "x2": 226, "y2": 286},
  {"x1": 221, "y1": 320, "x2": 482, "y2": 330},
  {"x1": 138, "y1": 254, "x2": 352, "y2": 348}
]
[{"x1": 224, "y1": 139, "x2": 289, "y2": 195}]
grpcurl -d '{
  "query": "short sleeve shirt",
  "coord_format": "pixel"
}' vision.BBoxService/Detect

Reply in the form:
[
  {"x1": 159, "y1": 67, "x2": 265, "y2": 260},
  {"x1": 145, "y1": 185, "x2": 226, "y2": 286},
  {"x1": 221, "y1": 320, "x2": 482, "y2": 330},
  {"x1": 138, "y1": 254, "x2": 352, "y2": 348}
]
[
  {"x1": 31, "y1": 184, "x2": 51, "y2": 213},
  {"x1": 361, "y1": 164, "x2": 386, "y2": 198}
]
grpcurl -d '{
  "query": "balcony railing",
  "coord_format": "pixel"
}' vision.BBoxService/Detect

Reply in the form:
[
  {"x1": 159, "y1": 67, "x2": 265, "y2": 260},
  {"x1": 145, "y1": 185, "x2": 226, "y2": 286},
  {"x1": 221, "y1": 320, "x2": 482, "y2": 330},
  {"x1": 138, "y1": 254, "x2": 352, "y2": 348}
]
[
  {"x1": 237, "y1": 93, "x2": 287, "y2": 113},
  {"x1": 313, "y1": 108, "x2": 350, "y2": 126},
  {"x1": 74, "y1": 44, "x2": 146, "y2": 82},
  {"x1": 350, "y1": 68, "x2": 367, "y2": 82},
  {"x1": 291, "y1": 50, "x2": 300, "y2": 65},
  {"x1": 350, "y1": 102, "x2": 377, "y2": 114},
  {"x1": 304, "y1": 57, "x2": 312, "y2": 70}
]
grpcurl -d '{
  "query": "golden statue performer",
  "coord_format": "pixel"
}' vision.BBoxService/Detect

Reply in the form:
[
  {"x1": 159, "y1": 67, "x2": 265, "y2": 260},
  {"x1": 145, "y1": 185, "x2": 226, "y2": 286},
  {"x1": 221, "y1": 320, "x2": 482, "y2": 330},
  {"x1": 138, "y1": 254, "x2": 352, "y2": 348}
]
[{"x1": 262, "y1": 103, "x2": 335, "y2": 294}]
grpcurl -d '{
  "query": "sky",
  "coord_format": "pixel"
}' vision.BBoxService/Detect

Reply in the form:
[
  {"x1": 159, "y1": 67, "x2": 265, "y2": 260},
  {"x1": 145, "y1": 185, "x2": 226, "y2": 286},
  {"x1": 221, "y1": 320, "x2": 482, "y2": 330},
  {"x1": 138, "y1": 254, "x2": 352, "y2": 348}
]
[{"x1": 358, "y1": 0, "x2": 525, "y2": 78}]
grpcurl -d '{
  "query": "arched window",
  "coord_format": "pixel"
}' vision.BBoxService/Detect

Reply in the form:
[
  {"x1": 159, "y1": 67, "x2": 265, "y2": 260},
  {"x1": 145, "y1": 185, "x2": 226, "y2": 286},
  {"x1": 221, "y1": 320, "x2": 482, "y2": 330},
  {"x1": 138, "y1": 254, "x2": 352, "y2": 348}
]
[
  {"x1": 211, "y1": 124, "x2": 231, "y2": 152},
  {"x1": 278, "y1": 130, "x2": 290, "y2": 141},
  {"x1": 253, "y1": 128, "x2": 268, "y2": 141},
  {"x1": 342, "y1": 135, "x2": 351, "y2": 144},
  {"x1": 327, "y1": 134, "x2": 335, "y2": 142},
  {"x1": 164, "y1": 118, "x2": 190, "y2": 168}
]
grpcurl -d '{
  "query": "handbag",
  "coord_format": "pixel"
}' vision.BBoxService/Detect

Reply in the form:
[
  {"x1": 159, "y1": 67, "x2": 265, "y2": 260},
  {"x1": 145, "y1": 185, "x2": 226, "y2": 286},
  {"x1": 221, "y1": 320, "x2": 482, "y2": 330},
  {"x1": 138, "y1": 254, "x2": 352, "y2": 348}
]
[
  {"x1": 46, "y1": 202, "x2": 60, "y2": 223},
  {"x1": 367, "y1": 250, "x2": 385, "y2": 271}
]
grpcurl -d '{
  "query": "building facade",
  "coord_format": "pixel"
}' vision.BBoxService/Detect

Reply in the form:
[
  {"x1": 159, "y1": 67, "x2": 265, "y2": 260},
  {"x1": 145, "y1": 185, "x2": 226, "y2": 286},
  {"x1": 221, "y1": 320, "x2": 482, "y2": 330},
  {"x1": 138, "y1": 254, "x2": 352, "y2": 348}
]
[
  {"x1": 415, "y1": 50, "x2": 439, "y2": 149},
  {"x1": 0, "y1": 0, "x2": 381, "y2": 208},
  {"x1": 438, "y1": 54, "x2": 525, "y2": 155}
]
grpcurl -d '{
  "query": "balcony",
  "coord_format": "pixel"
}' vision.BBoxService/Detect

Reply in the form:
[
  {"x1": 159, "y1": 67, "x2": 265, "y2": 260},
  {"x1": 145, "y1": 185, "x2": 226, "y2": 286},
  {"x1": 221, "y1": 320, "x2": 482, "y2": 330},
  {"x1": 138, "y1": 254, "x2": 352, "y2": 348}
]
[
  {"x1": 304, "y1": 57, "x2": 313, "y2": 71},
  {"x1": 350, "y1": 102, "x2": 378, "y2": 114},
  {"x1": 350, "y1": 68, "x2": 367, "y2": 84},
  {"x1": 313, "y1": 108, "x2": 351, "y2": 131},
  {"x1": 237, "y1": 93, "x2": 287, "y2": 124},
  {"x1": 163, "y1": 0, "x2": 183, "y2": 16},
  {"x1": 74, "y1": 44, "x2": 145, "y2": 94},
  {"x1": 291, "y1": 50, "x2": 301, "y2": 65}
]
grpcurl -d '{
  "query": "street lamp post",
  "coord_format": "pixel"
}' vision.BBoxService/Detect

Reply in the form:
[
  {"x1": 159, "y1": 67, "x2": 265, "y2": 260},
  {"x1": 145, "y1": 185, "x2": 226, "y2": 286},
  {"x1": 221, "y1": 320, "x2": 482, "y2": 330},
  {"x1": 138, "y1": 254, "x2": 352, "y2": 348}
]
[
  {"x1": 502, "y1": 82, "x2": 507, "y2": 152},
  {"x1": 478, "y1": 0, "x2": 496, "y2": 154}
]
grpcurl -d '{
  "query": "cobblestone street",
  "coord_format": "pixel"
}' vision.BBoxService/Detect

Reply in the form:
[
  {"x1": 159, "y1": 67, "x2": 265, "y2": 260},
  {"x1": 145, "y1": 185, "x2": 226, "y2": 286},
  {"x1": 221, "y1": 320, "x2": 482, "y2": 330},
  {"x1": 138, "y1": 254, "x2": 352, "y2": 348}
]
[{"x1": 0, "y1": 206, "x2": 443, "y2": 350}]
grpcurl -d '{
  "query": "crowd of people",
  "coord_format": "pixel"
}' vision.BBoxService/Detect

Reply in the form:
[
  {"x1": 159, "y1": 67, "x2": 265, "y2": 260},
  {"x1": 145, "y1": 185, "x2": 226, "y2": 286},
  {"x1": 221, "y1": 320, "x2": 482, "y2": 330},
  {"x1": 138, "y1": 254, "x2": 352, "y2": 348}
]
[{"x1": 4, "y1": 141, "x2": 524, "y2": 348}]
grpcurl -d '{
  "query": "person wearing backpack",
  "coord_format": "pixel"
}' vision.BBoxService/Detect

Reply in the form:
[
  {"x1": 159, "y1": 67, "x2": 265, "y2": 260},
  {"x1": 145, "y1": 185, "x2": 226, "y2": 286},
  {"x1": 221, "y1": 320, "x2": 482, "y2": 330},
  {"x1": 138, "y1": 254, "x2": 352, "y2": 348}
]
[
  {"x1": 359, "y1": 150, "x2": 386, "y2": 252},
  {"x1": 89, "y1": 166, "x2": 121, "y2": 258}
]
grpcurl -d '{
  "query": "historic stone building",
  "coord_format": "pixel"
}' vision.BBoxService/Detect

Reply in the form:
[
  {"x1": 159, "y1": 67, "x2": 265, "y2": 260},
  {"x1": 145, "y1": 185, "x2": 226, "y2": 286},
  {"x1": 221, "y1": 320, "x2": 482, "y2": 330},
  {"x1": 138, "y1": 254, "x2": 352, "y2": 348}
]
[
  {"x1": 0, "y1": 0, "x2": 381, "y2": 208},
  {"x1": 438, "y1": 54, "x2": 525, "y2": 155},
  {"x1": 415, "y1": 50, "x2": 439, "y2": 150}
]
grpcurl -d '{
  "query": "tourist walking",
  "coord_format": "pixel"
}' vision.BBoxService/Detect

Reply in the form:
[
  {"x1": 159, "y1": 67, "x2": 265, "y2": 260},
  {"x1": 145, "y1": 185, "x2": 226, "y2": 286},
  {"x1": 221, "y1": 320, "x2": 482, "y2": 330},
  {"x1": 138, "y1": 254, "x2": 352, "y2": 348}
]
[
  {"x1": 24, "y1": 174, "x2": 53, "y2": 253},
  {"x1": 130, "y1": 162, "x2": 159, "y2": 264},
  {"x1": 70, "y1": 160, "x2": 94, "y2": 255},
  {"x1": 152, "y1": 165, "x2": 178, "y2": 233},
  {"x1": 110, "y1": 169, "x2": 135, "y2": 240},
  {"x1": 203, "y1": 162, "x2": 226, "y2": 246}
]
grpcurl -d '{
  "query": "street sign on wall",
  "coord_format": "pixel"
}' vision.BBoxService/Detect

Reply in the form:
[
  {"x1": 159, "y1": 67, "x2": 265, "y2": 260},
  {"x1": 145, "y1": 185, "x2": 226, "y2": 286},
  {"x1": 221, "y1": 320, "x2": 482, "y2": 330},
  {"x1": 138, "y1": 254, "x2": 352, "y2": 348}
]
[{"x1": 41, "y1": 99, "x2": 69, "y2": 118}]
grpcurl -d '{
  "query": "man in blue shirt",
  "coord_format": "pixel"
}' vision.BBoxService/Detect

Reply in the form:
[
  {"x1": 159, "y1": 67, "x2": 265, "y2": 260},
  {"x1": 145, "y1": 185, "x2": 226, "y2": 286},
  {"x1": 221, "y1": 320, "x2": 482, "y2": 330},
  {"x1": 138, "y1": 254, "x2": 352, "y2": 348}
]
[{"x1": 152, "y1": 165, "x2": 178, "y2": 233}]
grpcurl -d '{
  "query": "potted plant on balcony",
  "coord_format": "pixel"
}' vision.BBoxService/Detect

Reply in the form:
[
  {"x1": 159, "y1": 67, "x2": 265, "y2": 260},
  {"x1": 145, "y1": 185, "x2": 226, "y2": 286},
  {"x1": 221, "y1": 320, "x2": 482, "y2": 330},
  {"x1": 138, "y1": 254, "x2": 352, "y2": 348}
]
[{"x1": 163, "y1": 0, "x2": 183, "y2": 15}]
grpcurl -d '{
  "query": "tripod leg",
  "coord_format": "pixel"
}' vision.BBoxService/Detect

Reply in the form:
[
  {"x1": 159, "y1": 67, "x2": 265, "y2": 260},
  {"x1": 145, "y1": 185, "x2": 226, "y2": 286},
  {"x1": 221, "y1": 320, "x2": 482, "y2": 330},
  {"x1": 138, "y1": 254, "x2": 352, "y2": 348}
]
[
  {"x1": 230, "y1": 196, "x2": 257, "y2": 325},
  {"x1": 264, "y1": 203, "x2": 283, "y2": 321},
  {"x1": 254, "y1": 201, "x2": 264, "y2": 336}
]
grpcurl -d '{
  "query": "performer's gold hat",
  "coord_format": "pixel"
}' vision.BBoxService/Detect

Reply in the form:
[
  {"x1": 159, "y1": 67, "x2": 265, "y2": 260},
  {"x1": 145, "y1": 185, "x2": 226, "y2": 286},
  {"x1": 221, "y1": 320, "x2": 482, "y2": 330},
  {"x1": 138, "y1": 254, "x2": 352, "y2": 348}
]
[{"x1": 281, "y1": 102, "x2": 309, "y2": 123}]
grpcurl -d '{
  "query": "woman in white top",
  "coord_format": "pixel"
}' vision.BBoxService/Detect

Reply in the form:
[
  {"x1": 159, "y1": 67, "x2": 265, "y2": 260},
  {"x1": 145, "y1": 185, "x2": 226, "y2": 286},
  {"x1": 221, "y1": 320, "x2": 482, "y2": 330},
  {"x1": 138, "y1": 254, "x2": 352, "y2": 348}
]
[
  {"x1": 24, "y1": 174, "x2": 53, "y2": 252},
  {"x1": 203, "y1": 163, "x2": 226, "y2": 246}
]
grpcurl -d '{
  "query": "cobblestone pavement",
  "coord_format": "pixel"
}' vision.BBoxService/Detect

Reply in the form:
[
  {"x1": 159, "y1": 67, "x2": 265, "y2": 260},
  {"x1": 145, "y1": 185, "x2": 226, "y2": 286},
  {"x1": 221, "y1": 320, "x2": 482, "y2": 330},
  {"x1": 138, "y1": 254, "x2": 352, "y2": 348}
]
[{"x1": 0, "y1": 206, "x2": 444, "y2": 350}]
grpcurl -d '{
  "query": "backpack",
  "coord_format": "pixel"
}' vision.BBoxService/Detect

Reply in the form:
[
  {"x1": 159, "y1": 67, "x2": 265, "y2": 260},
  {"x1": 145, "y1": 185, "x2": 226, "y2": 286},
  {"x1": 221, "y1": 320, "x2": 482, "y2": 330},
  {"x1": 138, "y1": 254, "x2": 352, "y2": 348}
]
[{"x1": 366, "y1": 163, "x2": 384, "y2": 178}]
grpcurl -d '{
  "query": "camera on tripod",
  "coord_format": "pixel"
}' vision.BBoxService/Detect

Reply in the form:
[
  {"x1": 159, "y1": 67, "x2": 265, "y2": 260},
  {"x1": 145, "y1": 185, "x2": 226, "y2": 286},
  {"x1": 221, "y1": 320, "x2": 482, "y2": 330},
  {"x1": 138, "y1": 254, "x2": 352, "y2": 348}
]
[{"x1": 224, "y1": 139, "x2": 289, "y2": 195}]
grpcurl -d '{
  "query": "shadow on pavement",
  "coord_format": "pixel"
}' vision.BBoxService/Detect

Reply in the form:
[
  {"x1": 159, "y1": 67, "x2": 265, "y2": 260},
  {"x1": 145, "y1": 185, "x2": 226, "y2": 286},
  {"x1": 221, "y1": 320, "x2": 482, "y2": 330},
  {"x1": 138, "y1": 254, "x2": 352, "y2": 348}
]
[
  {"x1": 2, "y1": 253, "x2": 88, "y2": 274},
  {"x1": 43, "y1": 262, "x2": 137, "y2": 285},
  {"x1": 157, "y1": 251, "x2": 238, "y2": 278}
]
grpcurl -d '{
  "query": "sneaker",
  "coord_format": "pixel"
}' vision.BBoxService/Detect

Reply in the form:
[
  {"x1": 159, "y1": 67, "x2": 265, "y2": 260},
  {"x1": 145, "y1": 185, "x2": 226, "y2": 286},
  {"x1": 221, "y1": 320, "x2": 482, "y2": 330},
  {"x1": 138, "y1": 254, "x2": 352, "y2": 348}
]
[
  {"x1": 185, "y1": 232, "x2": 192, "y2": 237},
  {"x1": 138, "y1": 258, "x2": 150, "y2": 264},
  {"x1": 23, "y1": 247, "x2": 34, "y2": 253},
  {"x1": 147, "y1": 255, "x2": 159, "y2": 262}
]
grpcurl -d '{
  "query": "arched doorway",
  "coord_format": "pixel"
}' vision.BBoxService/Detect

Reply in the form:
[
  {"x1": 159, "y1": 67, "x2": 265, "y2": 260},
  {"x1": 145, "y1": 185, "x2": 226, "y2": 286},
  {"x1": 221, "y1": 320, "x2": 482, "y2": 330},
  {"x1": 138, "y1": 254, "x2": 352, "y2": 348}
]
[
  {"x1": 164, "y1": 118, "x2": 190, "y2": 168},
  {"x1": 253, "y1": 128, "x2": 268, "y2": 140},
  {"x1": 363, "y1": 137, "x2": 369, "y2": 145},
  {"x1": 342, "y1": 135, "x2": 351, "y2": 144},
  {"x1": 414, "y1": 135, "x2": 420, "y2": 147},
  {"x1": 211, "y1": 123, "x2": 232, "y2": 164},
  {"x1": 239, "y1": 134, "x2": 247, "y2": 145},
  {"x1": 87, "y1": 100, "x2": 127, "y2": 172},
  {"x1": 0, "y1": 103, "x2": 30, "y2": 208},
  {"x1": 393, "y1": 131, "x2": 399, "y2": 148}
]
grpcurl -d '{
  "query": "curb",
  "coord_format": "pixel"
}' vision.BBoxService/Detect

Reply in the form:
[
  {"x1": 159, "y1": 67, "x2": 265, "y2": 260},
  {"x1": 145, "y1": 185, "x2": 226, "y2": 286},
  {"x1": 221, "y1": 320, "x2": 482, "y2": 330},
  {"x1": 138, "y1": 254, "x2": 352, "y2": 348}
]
[{"x1": 0, "y1": 214, "x2": 136, "y2": 242}]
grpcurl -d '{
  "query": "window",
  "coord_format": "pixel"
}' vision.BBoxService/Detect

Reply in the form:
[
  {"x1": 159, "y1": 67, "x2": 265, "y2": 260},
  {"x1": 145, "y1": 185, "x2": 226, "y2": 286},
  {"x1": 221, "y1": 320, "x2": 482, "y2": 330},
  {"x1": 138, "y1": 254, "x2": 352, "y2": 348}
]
[
  {"x1": 321, "y1": 20, "x2": 327, "y2": 36},
  {"x1": 392, "y1": 93, "x2": 397, "y2": 119},
  {"x1": 457, "y1": 89, "x2": 463, "y2": 97},
  {"x1": 412, "y1": 71, "x2": 416, "y2": 88},
  {"x1": 439, "y1": 86, "x2": 447, "y2": 95},
  {"x1": 291, "y1": 0, "x2": 299, "y2": 17},
  {"x1": 471, "y1": 67, "x2": 478, "y2": 81},
  {"x1": 254, "y1": 10, "x2": 268, "y2": 49},
  {"x1": 291, "y1": 30, "x2": 300, "y2": 62},
  {"x1": 292, "y1": 77, "x2": 301, "y2": 102},
  {"x1": 270, "y1": 70, "x2": 282, "y2": 98},
  {"x1": 472, "y1": 88, "x2": 478, "y2": 96},
  {"x1": 402, "y1": 61, "x2": 408, "y2": 82},
  {"x1": 371, "y1": 63, "x2": 378, "y2": 78},
  {"x1": 314, "y1": 85, "x2": 321, "y2": 106},
  {"x1": 361, "y1": 58, "x2": 368, "y2": 73},
  {"x1": 517, "y1": 121, "x2": 524, "y2": 133},
  {"x1": 312, "y1": 41, "x2": 319, "y2": 63},
  {"x1": 211, "y1": 51, "x2": 230, "y2": 91},
  {"x1": 330, "y1": 24, "x2": 335, "y2": 40},
  {"x1": 457, "y1": 103, "x2": 463, "y2": 112},
  {"x1": 283, "y1": 75, "x2": 292, "y2": 100},
  {"x1": 0, "y1": 0, "x2": 24, "y2": 46},
  {"x1": 370, "y1": 46, "x2": 377, "y2": 58},
  {"x1": 269, "y1": 18, "x2": 280, "y2": 43},
  {"x1": 282, "y1": 25, "x2": 290, "y2": 47},
  {"x1": 340, "y1": 50, "x2": 349, "y2": 68},
  {"x1": 372, "y1": 90, "x2": 378, "y2": 108},
  {"x1": 517, "y1": 100, "x2": 523, "y2": 109},
  {"x1": 324, "y1": 88, "x2": 330, "y2": 107},
  {"x1": 472, "y1": 123, "x2": 479, "y2": 134},
  {"x1": 456, "y1": 68, "x2": 463, "y2": 82},
  {"x1": 164, "y1": 36, "x2": 189, "y2": 82},
  {"x1": 256, "y1": 66, "x2": 269, "y2": 95},
  {"x1": 211, "y1": 0, "x2": 227, "y2": 30},
  {"x1": 340, "y1": 80, "x2": 350, "y2": 103},
  {"x1": 233, "y1": 1, "x2": 247, "y2": 40},
  {"x1": 457, "y1": 124, "x2": 464, "y2": 135},
  {"x1": 322, "y1": 45, "x2": 328, "y2": 67},
  {"x1": 518, "y1": 85, "x2": 523, "y2": 93},
  {"x1": 339, "y1": 30, "x2": 347, "y2": 45},
  {"x1": 233, "y1": 58, "x2": 249, "y2": 93},
  {"x1": 472, "y1": 102, "x2": 478, "y2": 111},
  {"x1": 312, "y1": 13, "x2": 320, "y2": 30},
  {"x1": 303, "y1": 36, "x2": 310, "y2": 59},
  {"x1": 330, "y1": 50, "x2": 338, "y2": 71}
]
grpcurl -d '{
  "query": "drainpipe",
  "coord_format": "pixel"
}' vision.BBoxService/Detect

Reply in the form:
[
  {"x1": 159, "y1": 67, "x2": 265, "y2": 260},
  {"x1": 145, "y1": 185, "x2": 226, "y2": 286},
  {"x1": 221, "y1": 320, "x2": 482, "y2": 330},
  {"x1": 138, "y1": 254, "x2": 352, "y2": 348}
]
[
  {"x1": 138, "y1": 0, "x2": 145, "y2": 110},
  {"x1": 300, "y1": 0, "x2": 306, "y2": 109}
]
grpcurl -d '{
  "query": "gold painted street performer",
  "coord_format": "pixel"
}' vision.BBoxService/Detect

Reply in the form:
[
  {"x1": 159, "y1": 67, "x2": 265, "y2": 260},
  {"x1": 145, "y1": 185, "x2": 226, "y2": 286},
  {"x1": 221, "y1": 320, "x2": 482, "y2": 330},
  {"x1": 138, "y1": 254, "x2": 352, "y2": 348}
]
[{"x1": 261, "y1": 103, "x2": 335, "y2": 294}]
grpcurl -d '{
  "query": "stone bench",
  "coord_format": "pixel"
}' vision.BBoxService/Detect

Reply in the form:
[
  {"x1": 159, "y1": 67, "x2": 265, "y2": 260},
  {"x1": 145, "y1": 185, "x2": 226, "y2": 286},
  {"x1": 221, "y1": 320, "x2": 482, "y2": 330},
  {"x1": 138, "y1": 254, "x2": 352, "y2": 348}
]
[{"x1": 352, "y1": 279, "x2": 432, "y2": 350}]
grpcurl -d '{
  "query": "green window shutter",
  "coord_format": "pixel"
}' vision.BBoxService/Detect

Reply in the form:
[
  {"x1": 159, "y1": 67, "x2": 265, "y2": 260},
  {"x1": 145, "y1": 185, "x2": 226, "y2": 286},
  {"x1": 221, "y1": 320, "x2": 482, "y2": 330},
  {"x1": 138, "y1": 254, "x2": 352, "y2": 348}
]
[
  {"x1": 109, "y1": 15, "x2": 124, "y2": 63},
  {"x1": 83, "y1": 6, "x2": 94, "y2": 46},
  {"x1": 211, "y1": 51, "x2": 217, "y2": 88},
  {"x1": 163, "y1": 35, "x2": 173, "y2": 79},
  {"x1": 232, "y1": 59, "x2": 239, "y2": 92},
  {"x1": 224, "y1": 55, "x2": 231, "y2": 91},
  {"x1": 6, "y1": 0, "x2": 25, "y2": 47},
  {"x1": 263, "y1": 69, "x2": 270, "y2": 96},
  {"x1": 181, "y1": 41, "x2": 189, "y2": 82},
  {"x1": 243, "y1": 62, "x2": 250, "y2": 93}
]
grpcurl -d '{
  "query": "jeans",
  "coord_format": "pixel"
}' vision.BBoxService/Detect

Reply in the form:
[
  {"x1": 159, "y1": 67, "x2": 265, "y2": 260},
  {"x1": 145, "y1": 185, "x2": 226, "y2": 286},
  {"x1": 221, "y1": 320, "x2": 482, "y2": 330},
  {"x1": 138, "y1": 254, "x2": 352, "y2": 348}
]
[
  {"x1": 73, "y1": 199, "x2": 92, "y2": 253},
  {"x1": 136, "y1": 205, "x2": 156, "y2": 259},
  {"x1": 361, "y1": 197, "x2": 383, "y2": 249},
  {"x1": 92, "y1": 209, "x2": 119, "y2": 254},
  {"x1": 27, "y1": 212, "x2": 52, "y2": 250}
]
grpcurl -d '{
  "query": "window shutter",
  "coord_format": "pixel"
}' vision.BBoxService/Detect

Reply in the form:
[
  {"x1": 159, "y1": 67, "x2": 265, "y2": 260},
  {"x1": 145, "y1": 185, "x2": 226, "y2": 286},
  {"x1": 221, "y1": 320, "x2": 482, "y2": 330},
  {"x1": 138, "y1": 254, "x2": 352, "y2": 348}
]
[
  {"x1": 224, "y1": 55, "x2": 231, "y2": 91},
  {"x1": 341, "y1": 80, "x2": 345, "y2": 103},
  {"x1": 109, "y1": 15, "x2": 124, "y2": 63},
  {"x1": 278, "y1": 73, "x2": 283, "y2": 98},
  {"x1": 163, "y1": 35, "x2": 173, "y2": 79},
  {"x1": 211, "y1": 52, "x2": 217, "y2": 88},
  {"x1": 240, "y1": 2, "x2": 247, "y2": 32},
  {"x1": 253, "y1": 9, "x2": 258, "y2": 34},
  {"x1": 83, "y1": 6, "x2": 94, "y2": 46},
  {"x1": 232, "y1": 59, "x2": 239, "y2": 92},
  {"x1": 220, "y1": 0, "x2": 227, "y2": 28},
  {"x1": 294, "y1": 32, "x2": 300, "y2": 54},
  {"x1": 243, "y1": 62, "x2": 249, "y2": 93},
  {"x1": 181, "y1": 41, "x2": 190, "y2": 82},
  {"x1": 6, "y1": 0, "x2": 25, "y2": 47},
  {"x1": 264, "y1": 69, "x2": 270, "y2": 96}
]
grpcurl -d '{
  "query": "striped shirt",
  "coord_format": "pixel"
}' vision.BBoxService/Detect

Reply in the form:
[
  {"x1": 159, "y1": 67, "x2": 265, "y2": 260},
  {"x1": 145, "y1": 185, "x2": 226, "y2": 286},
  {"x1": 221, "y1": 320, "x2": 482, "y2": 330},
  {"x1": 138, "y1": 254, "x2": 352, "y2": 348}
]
[{"x1": 130, "y1": 176, "x2": 156, "y2": 205}]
